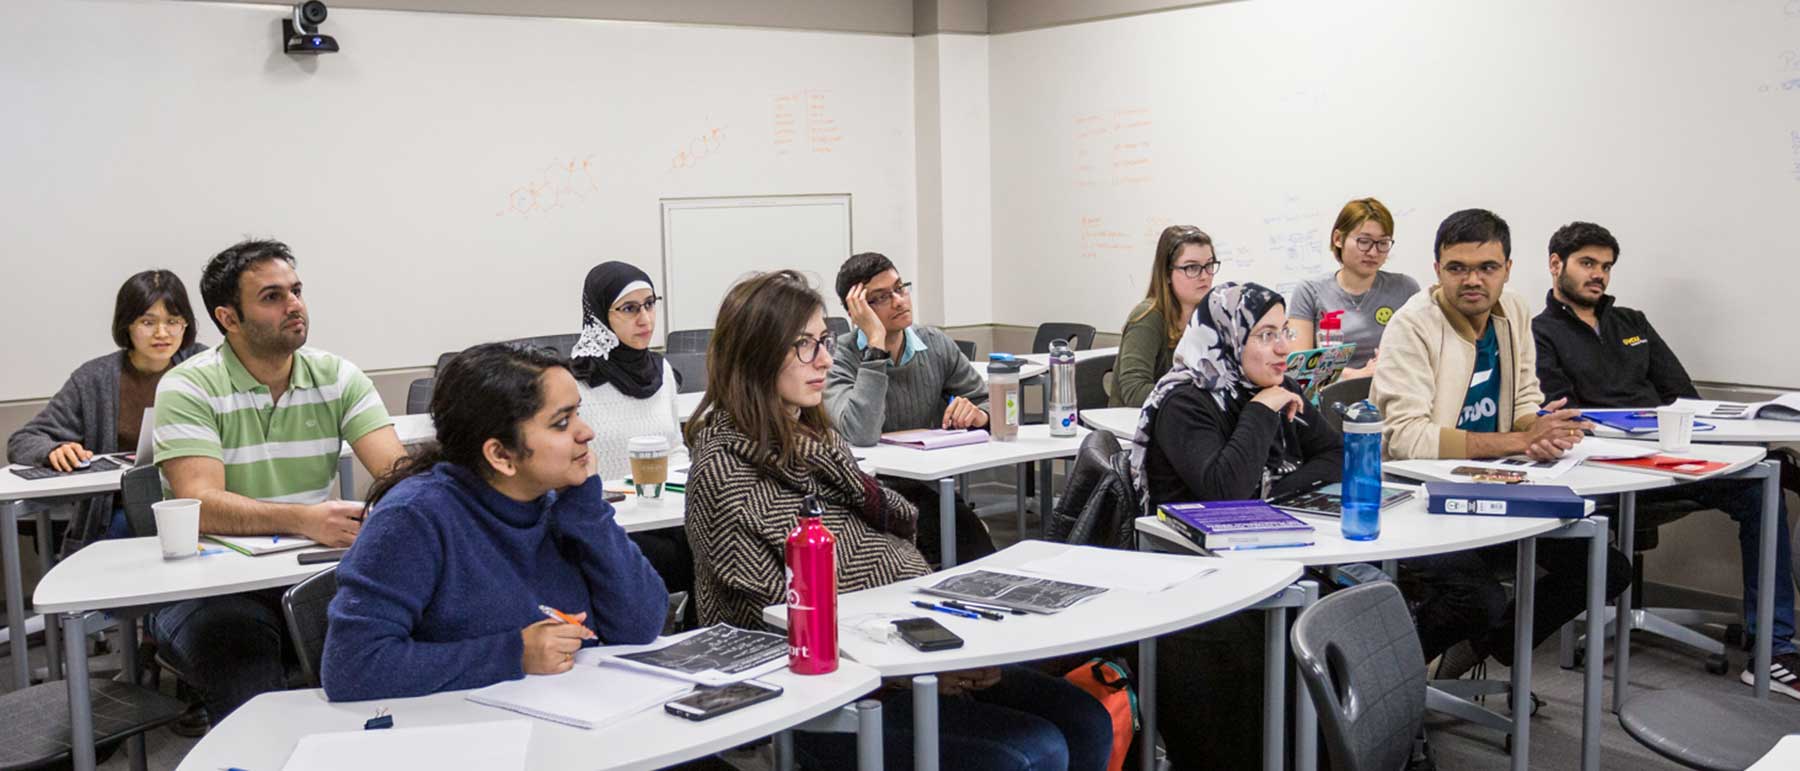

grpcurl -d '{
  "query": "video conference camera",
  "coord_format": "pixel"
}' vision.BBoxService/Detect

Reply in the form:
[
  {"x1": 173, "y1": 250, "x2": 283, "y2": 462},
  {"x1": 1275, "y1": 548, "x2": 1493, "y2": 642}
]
[{"x1": 283, "y1": 1, "x2": 340, "y2": 54}]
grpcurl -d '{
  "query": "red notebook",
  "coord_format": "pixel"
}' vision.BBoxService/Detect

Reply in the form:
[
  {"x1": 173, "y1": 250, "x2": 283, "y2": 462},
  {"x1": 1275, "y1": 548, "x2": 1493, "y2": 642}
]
[{"x1": 1591, "y1": 454, "x2": 1731, "y2": 478}]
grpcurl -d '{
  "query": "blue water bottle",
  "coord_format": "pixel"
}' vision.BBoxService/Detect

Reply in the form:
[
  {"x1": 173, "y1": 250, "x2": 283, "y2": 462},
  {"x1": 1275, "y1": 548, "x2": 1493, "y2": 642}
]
[{"x1": 1339, "y1": 399, "x2": 1384, "y2": 541}]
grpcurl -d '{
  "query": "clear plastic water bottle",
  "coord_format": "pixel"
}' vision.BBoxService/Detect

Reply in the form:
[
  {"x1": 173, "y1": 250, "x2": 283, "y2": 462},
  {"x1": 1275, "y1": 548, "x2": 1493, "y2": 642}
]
[
  {"x1": 1338, "y1": 399, "x2": 1383, "y2": 541},
  {"x1": 986, "y1": 354, "x2": 1022, "y2": 442},
  {"x1": 1046, "y1": 339, "x2": 1078, "y2": 437},
  {"x1": 785, "y1": 495, "x2": 838, "y2": 674}
]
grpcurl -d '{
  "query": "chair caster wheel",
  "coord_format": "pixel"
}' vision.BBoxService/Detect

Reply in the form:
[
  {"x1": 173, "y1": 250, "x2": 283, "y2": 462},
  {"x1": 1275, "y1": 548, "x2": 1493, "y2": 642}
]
[{"x1": 1706, "y1": 654, "x2": 1730, "y2": 675}]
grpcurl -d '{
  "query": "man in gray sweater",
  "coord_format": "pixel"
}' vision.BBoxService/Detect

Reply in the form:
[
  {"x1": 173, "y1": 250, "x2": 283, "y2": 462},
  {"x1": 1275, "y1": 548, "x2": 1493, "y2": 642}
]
[{"x1": 825, "y1": 252, "x2": 996, "y2": 565}]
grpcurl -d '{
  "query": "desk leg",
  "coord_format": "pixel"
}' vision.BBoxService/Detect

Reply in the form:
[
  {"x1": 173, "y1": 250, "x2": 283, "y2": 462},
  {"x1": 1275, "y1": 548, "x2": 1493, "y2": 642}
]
[
  {"x1": 1015, "y1": 465, "x2": 1028, "y2": 541},
  {"x1": 120, "y1": 612, "x2": 147, "y2": 771},
  {"x1": 1756, "y1": 461, "x2": 1776, "y2": 699},
  {"x1": 775, "y1": 730, "x2": 795, "y2": 771},
  {"x1": 938, "y1": 479, "x2": 956, "y2": 569},
  {"x1": 65, "y1": 612, "x2": 96, "y2": 771},
  {"x1": 1038, "y1": 459, "x2": 1053, "y2": 539},
  {"x1": 3, "y1": 500, "x2": 27, "y2": 690},
  {"x1": 1139, "y1": 637, "x2": 1157, "y2": 771},
  {"x1": 1612, "y1": 491, "x2": 1636, "y2": 714},
  {"x1": 1262, "y1": 599, "x2": 1285, "y2": 771},
  {"x1": 913, "y1": 675, "x2": 939, "y2": 771},
  {"x1": 1296, "y1": 582, "x2": 1319, "y2": 771},
  {"x1": 35, "y1": 507, "x2": 61, "y2": 682},
  {"x1": 857, "y1": 699, "x2": 884, "y2": 771},
  {"x1": 1582, "y1": 517, "x2": 1607, "y2": 771},
  {"x1": 1511, "y1": 536, "x2": 1536, "y2": 771}
]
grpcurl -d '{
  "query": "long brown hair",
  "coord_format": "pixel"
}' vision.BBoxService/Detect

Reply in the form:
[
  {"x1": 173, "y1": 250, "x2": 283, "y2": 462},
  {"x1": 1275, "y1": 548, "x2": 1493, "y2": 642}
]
[
  {"x1": 1133, "y1": 225, "x2": 1214, "y2": 348},
  {"x1": 683, "y1": 270, "x2": 831, "y2": 470}
]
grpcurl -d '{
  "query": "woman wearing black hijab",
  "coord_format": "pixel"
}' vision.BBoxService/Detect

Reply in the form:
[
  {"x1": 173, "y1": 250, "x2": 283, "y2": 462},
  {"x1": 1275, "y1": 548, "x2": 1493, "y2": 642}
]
[{"x1": 572, "y1": 261, "x2": 689, "y2": 622}]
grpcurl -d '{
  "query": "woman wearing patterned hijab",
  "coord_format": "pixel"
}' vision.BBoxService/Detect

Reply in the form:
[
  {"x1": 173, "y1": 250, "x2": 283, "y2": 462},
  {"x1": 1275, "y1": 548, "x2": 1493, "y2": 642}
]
[
  {"x1": 571, "y1": 261, "x2": 682, "y2": 480},
  {"x1": 1128, "y1": 281, "x2": 1346, "y2": 768},
  {"x1": 1130, "y1": 281, "x2": 1343, "y2": 510}
]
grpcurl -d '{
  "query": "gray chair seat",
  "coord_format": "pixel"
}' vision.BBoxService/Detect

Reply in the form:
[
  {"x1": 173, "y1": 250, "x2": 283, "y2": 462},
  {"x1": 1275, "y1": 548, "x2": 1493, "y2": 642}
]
[
  {"x1": 1619, "y1": 689, "x2": 1800, "y2": 770},
  {"x1": 0, "y1": 679, "x2": 185, "y2": 770}
]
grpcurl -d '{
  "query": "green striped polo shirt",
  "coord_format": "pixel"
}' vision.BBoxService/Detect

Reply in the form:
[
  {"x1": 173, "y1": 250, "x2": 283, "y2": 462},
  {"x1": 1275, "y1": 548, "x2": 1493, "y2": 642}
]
[{"x1": 152, "y1": 343, "x2": 392, "y2": 504}]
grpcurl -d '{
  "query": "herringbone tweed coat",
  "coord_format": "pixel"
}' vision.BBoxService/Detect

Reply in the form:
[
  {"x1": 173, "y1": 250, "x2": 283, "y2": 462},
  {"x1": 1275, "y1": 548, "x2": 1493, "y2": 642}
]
[{"x1": 686, "y1": 410, "x2": 932, "y2": 629}]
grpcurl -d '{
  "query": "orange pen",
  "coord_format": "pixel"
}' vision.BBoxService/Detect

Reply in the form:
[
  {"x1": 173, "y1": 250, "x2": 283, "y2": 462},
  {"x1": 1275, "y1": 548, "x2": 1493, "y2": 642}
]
[{"x1": 537, "y1": 604, "x2": 597, "y2": 640}]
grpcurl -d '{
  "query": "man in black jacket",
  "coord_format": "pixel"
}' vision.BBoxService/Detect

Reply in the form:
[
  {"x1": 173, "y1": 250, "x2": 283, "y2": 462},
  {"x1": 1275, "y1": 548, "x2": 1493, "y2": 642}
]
[{"x1": 1533, "y1": 220, "x2": 1799, "y2": 698}]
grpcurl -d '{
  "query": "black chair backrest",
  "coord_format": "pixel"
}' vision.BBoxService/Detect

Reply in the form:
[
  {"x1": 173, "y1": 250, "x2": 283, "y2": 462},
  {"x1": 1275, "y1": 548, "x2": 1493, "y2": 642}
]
[
  {"x1": 1074, "y1": 358, "x2": 1112, "y2": 411},
  {"x1": 1290, "y1": 581, "x2": 1427, "y2": 771},
  {"x1": 405, "y1": 377, "x2": 433, "y2": 415},
  {"x1": 1318, "y1": 376, "x2": 1374, "y2": 434},
  {"x1": 121, "y1": 464, "x2": 163, "y2": 537},
  {"x1": 666, "y1": 329, "x2": 712, "y2": 354},
  {"x1": 666, "y1": 352, "x2": 708, "y2": 394},
  {"x1": 1045, "y1": 431, "x2": 1138, "y2": 549},
  {"x1": 1032, "y1": 323, "x2": 1098, "y2": 353},
  {"x1": 282, "y1": 566, "x2": 339, "y2": 689},
  {"x1": 501, "y1": 333, "x2": 580, "y2": 357},
  {"x1": 434, "y1": 350, "x2": 459, "y2": 376},
  {"x1": 825, "y1": 317, "x2": 851, "y2": 338},
  {"x1": 954, "y1": 340, "x2": 977, "y2": 360}
]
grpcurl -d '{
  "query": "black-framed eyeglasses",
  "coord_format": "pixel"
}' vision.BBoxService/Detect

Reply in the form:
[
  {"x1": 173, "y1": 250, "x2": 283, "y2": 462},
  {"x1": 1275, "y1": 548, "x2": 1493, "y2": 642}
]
[
  {"x1": 1441, "y1": 262, "x2": 1505, "y2": 278},
  {"x1": 792, "y1": 332, "x2": 837, "y2": 364},
  {"x1": 1352, "y1": 237, "x2": 1396, "y2": 254},
  {"x1": 1172, "y1": 261, "x2": 1221, "y2": 279},
  {"x1": 868, "y1": 282, "x2": 913, "y2": 308},
  {"x1": 611, "y1": 296, "x2": 662, "y2": 317}
]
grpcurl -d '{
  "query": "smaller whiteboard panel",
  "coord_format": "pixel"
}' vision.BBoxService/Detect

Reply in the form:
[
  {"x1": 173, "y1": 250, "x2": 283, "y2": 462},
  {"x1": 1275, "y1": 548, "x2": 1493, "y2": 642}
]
[{"x1": 661, "y1": 195, "x2": 853, "y2": 334}]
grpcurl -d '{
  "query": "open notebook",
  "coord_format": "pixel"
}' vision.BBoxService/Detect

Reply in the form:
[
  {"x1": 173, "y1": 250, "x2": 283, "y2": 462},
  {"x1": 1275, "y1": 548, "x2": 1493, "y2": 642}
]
[
  {"x1": 466, "y1": 662, "x2": 690, "y2": 729},
  {"x1": 203, "y1": 534, "x2": 317, "y2": 556},
  {"x1": 879, "y1": 428, "x2": 990, "y2": 450},
  {"x1": 281, "y1": 720, "x2": 531, "y2": 771}
]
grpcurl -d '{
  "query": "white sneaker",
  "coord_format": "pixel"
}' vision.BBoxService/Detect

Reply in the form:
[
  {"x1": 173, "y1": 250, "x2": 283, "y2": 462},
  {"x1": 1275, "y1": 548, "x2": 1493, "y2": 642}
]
[{"x1": 1739, "y1": 651, "x2": 1800, "y2": 700}]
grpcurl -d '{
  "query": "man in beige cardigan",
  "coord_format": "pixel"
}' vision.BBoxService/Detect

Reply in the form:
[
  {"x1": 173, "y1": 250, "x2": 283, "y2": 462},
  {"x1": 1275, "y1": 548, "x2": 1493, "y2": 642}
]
[{"x1": 1367, "y1": 209, "x2": 1630, "y2": 683}]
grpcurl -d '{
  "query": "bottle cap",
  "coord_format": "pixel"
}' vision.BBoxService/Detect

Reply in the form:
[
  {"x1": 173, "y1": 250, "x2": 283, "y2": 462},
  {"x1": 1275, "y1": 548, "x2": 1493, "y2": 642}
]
[
  {"x1": 801, "y1": 494, "x2": 825, "y2": 518},
  {"x1": 986, "y1": 354, "x2": 1022, "y2": 375},
  {"x1": 1320, "y1": 310, "x2": 1345, "y2": 331}
]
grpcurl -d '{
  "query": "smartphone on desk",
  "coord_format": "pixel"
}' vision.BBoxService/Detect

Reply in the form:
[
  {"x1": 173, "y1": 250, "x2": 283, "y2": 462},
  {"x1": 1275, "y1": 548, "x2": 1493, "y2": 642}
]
[
  {"x1": 664, "y1": 680, "x2": 785, "y2": 721},
  {"x1": 297, "y1": 548, "x2": 349, "y2": 565},
  {"x1": 895, "y1": 617, "x2": 964, "y2": 651}
]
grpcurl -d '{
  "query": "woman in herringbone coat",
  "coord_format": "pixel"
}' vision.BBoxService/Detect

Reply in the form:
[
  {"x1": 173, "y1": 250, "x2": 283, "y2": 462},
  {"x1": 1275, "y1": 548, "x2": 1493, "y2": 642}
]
[{"x1": 684, "y1": 270, "x2": 1112, "y2": 771}]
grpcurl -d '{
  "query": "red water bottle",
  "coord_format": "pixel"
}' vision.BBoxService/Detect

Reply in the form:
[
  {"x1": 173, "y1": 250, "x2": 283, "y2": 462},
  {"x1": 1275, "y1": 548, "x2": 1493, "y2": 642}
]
[
  {"x1": 785, "y1": 495, "x2": 838, "y2": 674},
  {"x1": 1318, "y1": 309, "x2": 1345, "y2": 347}
]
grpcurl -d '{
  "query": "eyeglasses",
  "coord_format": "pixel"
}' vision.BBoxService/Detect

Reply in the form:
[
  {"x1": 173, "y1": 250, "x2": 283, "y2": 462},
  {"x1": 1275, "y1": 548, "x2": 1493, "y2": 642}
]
[
  {"x1": 1351, "y1": 237, "x2": 1395, "y2": 254},
  {"x1": 611, "y1": 296, "x2": 662, "y2": 317},
  {"x1": 867, "y1": 282, "x2": 912, "y2": 308},
  {"x1": 133, "y1": 317, "x2": 188, "y2": 333},
  {"x1": 1440, "y1": 261, "x2": 1506, "y2": 278},
  {"x1": 792, "y1": 333, "x2": 837, "y2": 364},
  {"x1": 1250, "y1": 326, "x2": 1298, "y2": 347},
  {"x1": 1172, "y1": 261, "x2": 1221, "y2": 279}
]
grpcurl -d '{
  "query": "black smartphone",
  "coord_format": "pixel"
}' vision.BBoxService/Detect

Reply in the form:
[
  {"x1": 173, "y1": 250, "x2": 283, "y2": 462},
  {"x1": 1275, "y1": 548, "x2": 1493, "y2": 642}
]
[
  {"x1": 663, "y1": 680, "x2": 784, "y2": 721},
  {"x1": 894, "y1": 617, "x2": 964, "y2": 651},
  {"x1": 297, "y1": 548, "x2": 349, "y2": 565},
  {"x1": 604, "y1": 491, "x2": 627, "y2": 503}
]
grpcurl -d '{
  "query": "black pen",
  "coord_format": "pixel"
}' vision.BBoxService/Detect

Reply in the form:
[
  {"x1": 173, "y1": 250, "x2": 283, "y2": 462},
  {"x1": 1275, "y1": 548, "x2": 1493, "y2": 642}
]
[
  {"x1": 941, "y1": 600, "x2": 1007, "y2": 620},
  {"x1": 943, "y1": 599, "x2": 1025, "y2": 616}
]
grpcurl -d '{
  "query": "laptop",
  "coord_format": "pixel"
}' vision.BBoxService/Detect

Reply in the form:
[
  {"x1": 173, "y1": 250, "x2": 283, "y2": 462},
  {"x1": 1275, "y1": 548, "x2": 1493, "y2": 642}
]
[
  {"x1": 134, "y1": 407, "x2": 156, "y2": 465},
  {"x1": 1285, "y1": 343, "x2": 1356, "y2": 405}
]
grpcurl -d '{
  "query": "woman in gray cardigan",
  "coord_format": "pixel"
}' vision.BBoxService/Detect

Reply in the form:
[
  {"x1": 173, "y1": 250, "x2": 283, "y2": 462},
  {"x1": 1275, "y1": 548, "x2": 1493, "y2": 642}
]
[{"x1": 7, "y1": 270, "x2": 205, "y2": 550}]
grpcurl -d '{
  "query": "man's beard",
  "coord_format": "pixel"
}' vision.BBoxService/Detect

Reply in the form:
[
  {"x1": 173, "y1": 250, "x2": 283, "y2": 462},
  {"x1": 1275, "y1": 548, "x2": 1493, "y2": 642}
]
[
  {"x1": 1558, "y1": 274, "x2": 1601, "y2": 309},
  {"x1": 242, "y1": 315, "x2": 307, "y2": 357}
]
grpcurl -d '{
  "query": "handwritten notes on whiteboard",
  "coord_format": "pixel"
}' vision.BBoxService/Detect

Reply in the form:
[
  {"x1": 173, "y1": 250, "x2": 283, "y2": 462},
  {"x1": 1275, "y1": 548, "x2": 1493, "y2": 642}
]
[
  {"x1": 671, "y1": 125, "x2": 727, "y2": 171},
  {"x1": 774, "y1": 91, "x2": 842, "y2": 155},
  {"x1": 496, "y1": 156, "x2": 600, "y2": 218},
  {"x1": 1074, "y1": 107, "x2": 1153, "y2": 189}
]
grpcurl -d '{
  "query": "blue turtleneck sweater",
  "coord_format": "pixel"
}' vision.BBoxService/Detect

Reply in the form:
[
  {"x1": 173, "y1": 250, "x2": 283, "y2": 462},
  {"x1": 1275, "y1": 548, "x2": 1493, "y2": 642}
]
[{"x1": 321, "y1": 463, "x2": 668, "y2": 701}]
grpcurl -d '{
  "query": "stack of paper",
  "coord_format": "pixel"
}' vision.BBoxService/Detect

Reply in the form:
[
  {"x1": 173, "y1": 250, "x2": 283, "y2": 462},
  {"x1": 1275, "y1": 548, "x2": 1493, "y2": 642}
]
[
  {"x1": 203, "y1": 534, "x2": 317, "y2": 556},
  {"x1": 466, "y1": 663, "x2": 689, "y2": 729},
  {"x1": 585, "y1": 624, "x2": 787, "y2": 686},
  {"x1": 879, "y1": 429, "x2": 990, "y2": 450},
  {"x1": 1014, "y1": 546, "x2": 1217, "y2": 593},
  {"x1": 281, "y1": 720, "x2": 531, "y2": 771}
]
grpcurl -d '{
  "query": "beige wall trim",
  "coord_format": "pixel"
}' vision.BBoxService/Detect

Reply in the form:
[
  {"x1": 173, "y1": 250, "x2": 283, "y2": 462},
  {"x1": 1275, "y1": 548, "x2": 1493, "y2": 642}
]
[{"x1": 178, "y1": 0, "x2": 918, "y2": 36}]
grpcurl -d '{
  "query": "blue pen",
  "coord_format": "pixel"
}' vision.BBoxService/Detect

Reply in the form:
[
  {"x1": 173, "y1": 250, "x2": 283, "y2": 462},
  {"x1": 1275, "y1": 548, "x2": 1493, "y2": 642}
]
[
  {"x1": 911, "y1": 600, "x2": 983, "y2": 620},
  {"x1": 271, "y1": 535, "x2": 280, "y2": 544}
]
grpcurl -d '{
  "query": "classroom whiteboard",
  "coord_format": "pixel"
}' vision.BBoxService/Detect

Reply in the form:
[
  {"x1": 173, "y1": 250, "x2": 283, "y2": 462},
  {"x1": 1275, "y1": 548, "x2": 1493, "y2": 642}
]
[
  {"x1": 661, "y1": 195, "x2": 853, "y2": 334},
  {"x1": 990, "y1": 0, "x2": 1800, "y2": 388},
  {"x1": 0, "y1": 0, "x2": 915, "y2": 400}
]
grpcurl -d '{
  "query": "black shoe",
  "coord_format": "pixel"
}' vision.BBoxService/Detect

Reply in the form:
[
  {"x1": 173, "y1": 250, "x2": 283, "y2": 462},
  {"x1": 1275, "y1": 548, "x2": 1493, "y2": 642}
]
[
  {"x1": 168, "y1": 704, "x2": 209, "y2": 738},
  {"x1": 1740, "y1": 651, "x2": 1800, "y2": 700}
]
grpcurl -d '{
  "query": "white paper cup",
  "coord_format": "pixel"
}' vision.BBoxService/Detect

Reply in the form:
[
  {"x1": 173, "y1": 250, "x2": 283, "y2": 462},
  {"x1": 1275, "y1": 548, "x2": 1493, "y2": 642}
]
[
  {"x1": 152, "y1": 499, "x2": 201, "y2": 560},
  {"x1": 1656, "y1": 407, "x2": 1696, "y2": 452}
]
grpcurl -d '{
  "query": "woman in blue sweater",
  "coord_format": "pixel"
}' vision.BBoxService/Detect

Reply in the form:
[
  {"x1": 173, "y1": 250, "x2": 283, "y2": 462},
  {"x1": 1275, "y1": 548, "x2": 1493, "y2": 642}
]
[{"x1": 322, "y1": 343, "x2": 668, "y2": 701}]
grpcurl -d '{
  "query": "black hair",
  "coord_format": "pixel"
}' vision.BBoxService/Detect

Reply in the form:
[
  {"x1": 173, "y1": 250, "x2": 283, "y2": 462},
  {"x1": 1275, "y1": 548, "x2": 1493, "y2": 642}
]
[
  {"x1": 199, "y1": 239, "x2": 296, "y2": 334},
  {"x1": 1433, "y1": 209, "x2": 1511, "y2": 261},
  {"x1": 365, "y1": 343, "x2": 569, "y2": 508},
  {"x1": 1547, "y1": 221, "x2": 1621, "y2": 263},
  {"x1": 111, "y1": 270, "x2": 199, "y2": 351},
  {"x1": 834, "y1": 252, "x2": 896, "y2": 310}
]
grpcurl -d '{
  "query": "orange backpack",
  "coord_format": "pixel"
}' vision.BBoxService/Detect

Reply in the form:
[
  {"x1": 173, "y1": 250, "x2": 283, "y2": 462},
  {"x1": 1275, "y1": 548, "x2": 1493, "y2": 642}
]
[{"x1": 1063, "y1": 657, "x2": 1139, "y2": 771}]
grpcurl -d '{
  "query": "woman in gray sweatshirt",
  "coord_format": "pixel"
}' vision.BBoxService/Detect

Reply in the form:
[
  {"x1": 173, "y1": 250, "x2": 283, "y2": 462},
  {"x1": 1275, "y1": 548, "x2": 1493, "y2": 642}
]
[{"x1": 7, "y1": 270, "x2": 205, "y2": 552}]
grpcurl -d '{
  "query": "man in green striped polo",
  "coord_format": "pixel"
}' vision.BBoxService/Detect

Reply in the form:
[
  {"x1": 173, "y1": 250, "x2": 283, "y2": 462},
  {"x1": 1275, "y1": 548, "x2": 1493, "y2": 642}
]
[{"x1": 150, "y1": 239, "x2": 406, "y2": 727}]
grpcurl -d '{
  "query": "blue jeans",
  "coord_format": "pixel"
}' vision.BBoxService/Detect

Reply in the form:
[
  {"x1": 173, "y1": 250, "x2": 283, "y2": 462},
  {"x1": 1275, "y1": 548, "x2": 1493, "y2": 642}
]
[
  {"x1": 796, "y1": 664, "x2": 1114, "y2": 771},
  {"x1": 149, "y1": 588, "x2": 296, "y2": 721},
  {"x1": 1640, "y1": 477, "x2": 1797, "y2": 655}
]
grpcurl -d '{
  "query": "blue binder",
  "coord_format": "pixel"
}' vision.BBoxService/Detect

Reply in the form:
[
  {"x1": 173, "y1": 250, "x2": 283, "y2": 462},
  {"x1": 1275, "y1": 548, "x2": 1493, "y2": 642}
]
[
  {"x1": 1579, "y1": 409, "x2": 1713, "y2": 434},
  {"x1": 1425, "y1": 482, "x2": 1589, "y2": 519}
]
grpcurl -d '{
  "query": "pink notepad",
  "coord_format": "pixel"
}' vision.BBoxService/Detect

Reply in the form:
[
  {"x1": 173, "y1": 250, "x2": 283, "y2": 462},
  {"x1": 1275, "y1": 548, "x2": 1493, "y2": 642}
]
[{"x1": 879, "y1": 429, "x2": 991, "y2": 450}]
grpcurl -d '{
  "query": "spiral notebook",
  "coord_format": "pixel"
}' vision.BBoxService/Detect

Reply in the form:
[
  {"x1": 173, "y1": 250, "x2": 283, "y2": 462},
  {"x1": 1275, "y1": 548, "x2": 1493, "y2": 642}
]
[{"x1": 465, "y1": 662, "x2": 689, "y2": 729}]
